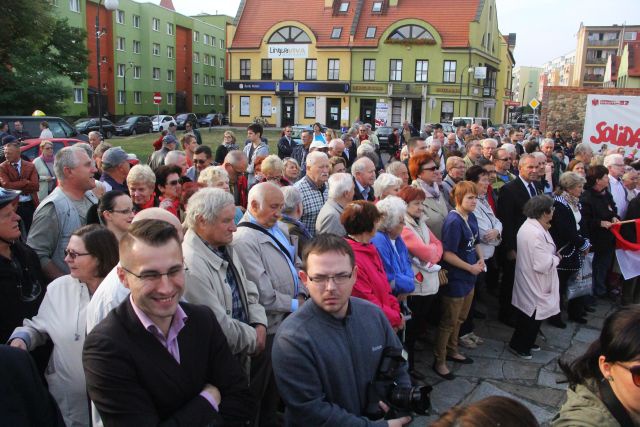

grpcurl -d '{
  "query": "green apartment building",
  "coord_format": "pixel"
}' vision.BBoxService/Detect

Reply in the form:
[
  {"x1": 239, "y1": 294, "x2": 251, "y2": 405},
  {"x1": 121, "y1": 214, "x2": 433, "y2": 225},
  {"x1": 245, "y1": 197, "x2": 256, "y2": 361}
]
[{"x1": 52, "y1": 0, "x2": 228, "y2": 118}]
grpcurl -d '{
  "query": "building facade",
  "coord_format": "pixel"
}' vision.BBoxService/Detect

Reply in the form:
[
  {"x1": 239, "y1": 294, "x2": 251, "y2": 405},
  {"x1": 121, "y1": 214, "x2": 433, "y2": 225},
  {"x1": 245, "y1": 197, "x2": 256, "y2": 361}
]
[
  {"x1": 572, "y1": 24, "x2": 640, "y2": 87},
  {"x1": 512, "y1": 66, "x2": 541, "y2": 106},
  {"x1": 537, "y1": 51, "x2": 575, "y2": 99},
  {"x1": 226, "y1": 0, "x2": 515, "y2": 129},
  {"x1": 52, "y1": 0, "x2": 228, "y2": 118}
]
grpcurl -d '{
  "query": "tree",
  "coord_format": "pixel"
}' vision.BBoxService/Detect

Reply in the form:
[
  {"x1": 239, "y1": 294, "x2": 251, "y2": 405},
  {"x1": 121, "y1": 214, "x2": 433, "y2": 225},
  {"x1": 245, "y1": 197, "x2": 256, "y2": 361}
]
[{"x1": 0, "y1": 0, "x2": 89, "y2": 115}]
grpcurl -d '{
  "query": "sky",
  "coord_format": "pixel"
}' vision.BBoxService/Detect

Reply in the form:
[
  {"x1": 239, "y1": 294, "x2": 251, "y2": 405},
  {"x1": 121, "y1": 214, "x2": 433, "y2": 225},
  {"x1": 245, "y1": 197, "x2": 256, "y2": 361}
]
[{"x1": 140, "y1": 0, "x2": 640, "y2": 67}]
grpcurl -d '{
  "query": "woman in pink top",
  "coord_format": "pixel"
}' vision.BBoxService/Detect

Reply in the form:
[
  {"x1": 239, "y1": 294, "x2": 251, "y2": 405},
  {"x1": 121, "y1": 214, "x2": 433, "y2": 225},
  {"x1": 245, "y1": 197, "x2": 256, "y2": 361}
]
[{"x1": 340, "y1": 201, "x2": 402, "y2": 330}]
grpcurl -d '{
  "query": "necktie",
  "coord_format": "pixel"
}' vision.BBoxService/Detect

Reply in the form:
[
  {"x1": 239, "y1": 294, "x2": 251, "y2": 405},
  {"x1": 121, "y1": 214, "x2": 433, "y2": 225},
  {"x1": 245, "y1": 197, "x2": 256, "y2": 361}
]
[
  {"x1": 528, "y1": 183, "x2": 536, "y2": 198},
  {"x1": 12, "y1": 163, "x2": 20, "y2": 177}
]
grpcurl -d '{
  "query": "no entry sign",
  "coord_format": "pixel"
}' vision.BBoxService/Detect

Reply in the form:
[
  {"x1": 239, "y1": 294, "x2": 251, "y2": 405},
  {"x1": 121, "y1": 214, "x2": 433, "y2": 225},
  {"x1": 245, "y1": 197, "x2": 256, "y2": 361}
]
[{"x1": 153, "y1": 92, "x2": 162, "y2": 104}]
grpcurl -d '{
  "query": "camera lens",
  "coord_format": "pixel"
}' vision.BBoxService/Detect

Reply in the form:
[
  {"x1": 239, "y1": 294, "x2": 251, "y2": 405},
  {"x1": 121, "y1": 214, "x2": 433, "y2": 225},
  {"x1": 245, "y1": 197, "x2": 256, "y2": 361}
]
[{"x1": 389, "y1": 386, "x2": 431, "y2": 415}]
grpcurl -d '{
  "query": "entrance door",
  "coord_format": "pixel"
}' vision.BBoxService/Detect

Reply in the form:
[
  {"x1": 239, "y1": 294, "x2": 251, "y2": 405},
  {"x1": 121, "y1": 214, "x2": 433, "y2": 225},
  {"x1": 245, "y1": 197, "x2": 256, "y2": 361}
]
[
  {"x1": 360, "y1": 99, "x2": 375, "y2": 127},
  {"x1": 326, "y1": 98, "x2": 341, "y2": 129},
  {"x1": 281, "y1": 97, "x2": 295, "y2": 126},
  {"x1": 410, "y1": 99, "x2": 422, "y2": 130}
]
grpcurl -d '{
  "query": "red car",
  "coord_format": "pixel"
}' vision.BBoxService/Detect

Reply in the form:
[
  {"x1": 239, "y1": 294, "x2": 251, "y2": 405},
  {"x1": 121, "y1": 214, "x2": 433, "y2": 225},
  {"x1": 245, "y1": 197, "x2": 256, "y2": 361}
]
[{"x1": 19, "y1": 138, "x2": 83, "y2": 161}]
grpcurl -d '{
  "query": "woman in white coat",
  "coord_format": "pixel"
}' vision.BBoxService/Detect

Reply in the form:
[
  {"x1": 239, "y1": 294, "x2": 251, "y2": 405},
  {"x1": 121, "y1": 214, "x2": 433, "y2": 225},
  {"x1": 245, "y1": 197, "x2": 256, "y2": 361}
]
[
  {"x1": 9, "y1": 225, "x2": 118, "y2": 427},
  {"x1": 509, "y1": 195, "x2": 560, "y2": 360}
]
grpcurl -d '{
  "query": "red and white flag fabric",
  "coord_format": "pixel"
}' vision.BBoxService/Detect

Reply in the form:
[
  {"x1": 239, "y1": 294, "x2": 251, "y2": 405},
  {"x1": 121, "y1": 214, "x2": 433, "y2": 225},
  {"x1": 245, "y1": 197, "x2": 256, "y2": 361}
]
[{"x1": 610, "y1": 220, "x2": 640, "y2": 280}]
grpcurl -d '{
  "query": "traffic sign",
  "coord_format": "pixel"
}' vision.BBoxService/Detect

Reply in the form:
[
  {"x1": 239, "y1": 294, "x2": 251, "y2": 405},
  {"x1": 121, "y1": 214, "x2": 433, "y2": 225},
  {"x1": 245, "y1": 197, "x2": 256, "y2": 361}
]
[
  {"x1": 529, "y1": 98, "x2": 540, "y2": 109},
  {"x1": 153, "y1": 92, "x2": 162, "y2": 104}
]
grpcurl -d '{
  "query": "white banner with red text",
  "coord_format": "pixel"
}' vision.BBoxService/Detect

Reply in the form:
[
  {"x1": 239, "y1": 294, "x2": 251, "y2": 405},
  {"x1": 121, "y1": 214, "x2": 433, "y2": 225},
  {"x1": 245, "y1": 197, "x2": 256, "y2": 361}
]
[
  {"x1": 610, "y1": 220, "x2": 640, "y2": 280},
  {"x1": 582, "y1": 94, "x2": 640, "y2": 157}
]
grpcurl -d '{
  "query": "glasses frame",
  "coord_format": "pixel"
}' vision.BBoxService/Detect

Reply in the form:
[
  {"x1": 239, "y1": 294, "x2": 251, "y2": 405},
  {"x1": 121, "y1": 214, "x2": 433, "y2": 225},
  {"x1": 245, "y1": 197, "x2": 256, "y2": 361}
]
[
  {"x1": 64, "y1": 249, "x2": 91, "y2": 260},
  {"x1": 307, "y1": 271, "x2": 354, "y2": 287},
  {"x1": 617, "y1": 363, "x2": 640, "y2": 387},
  {"x1": 121, "y1": 264, "x2": 188, "y2": 283}
]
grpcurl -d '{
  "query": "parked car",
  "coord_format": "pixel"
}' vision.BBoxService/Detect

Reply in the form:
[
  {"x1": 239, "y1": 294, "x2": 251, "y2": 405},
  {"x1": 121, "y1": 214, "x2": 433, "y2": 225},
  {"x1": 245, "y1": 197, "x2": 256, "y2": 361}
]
[
  {"x1": 290, "y1": 124, "x2": 328, "y2": 145},
  {"x1": 174, "y1": 113, "x2": 198, "y2": 130},
  {"x1": 19, "y1": 138, "x2": 81, "y2": 161},
  {"x1": 452, "y1": 117, "x2": 493, "y2": 129},
  {"x1": 74, "y1": 117, "x2": 116, "y2": 139},
  {"x1": 198, "y1": 113, "x2": 228, "y2": 127},
  {"x1": 114, "y1": 115, "x2": 153, "y2": 136},
  {"x1": 375, "y1": 126, "x2": 396, "y2": 154},
  {"x1": 439, "y1": 122, "x2": 454, "y2": 134},
  {"x1": 150, "y1": 115, "x2": 177, "y2": 132},
  {"x1": 0, "y1": 115, "x2": 89, "y2": 142}
]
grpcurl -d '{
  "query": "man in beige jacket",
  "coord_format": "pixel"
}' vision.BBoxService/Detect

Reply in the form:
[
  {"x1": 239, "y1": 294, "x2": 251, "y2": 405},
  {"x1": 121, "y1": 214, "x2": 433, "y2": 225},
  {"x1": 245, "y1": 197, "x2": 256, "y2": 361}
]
[{"x1": 182, "y1": 188, "x2": 267, "y2": 377}]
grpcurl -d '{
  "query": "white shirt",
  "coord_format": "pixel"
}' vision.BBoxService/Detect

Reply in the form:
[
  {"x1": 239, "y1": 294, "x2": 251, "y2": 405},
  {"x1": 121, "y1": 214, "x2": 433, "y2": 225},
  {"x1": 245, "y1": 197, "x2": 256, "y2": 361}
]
[{"x1": 609, "y1": 174, "x2": 628, "y2": 219}]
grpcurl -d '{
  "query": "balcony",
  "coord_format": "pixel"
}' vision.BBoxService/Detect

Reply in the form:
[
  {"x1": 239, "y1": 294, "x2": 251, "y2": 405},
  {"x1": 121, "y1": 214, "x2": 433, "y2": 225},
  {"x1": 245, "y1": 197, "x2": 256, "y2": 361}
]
[
  {"x1": 587, "y1": 39, "x2": 619, "y2": 47},
  {"x1": 483, "y1": 87, "x2": 496, "y2": 97},
  {"x1": 583, "y1": 74, "x2": 604, "y2": 82},
  {"x1": 585, "y1": 57, "x2": 608, "y2": 65}
]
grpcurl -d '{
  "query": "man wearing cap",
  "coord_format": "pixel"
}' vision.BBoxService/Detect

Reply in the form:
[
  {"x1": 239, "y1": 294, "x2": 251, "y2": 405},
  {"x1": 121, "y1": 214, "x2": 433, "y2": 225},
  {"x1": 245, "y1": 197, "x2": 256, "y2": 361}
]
[
  {"x1": 309, "y1": 140, "x2": 329, "y2": 154},
  {"x1": 148, "y1": 134, "x2": 177, "y2": 172},
  {"x1": 100, "y1": 147, "x2": 132, "y2": 193},
  {"x1": 0, "y1": 140, "x2": 40, "y2": 232}
]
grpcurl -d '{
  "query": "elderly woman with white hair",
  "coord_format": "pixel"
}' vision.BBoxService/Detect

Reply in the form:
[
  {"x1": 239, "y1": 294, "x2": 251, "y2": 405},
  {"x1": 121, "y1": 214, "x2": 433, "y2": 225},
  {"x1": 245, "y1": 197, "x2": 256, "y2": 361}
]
[
  {"x1": 279, "y1": 186, "x2": 311, "y2": 257},
  {"x1": 253, "y1": 154, "x2": 290, "y2": 187},
  {"x1": 127, "y1": 164, "x2": 157, "y2": 212},
  {"x1": 373, "y1": 173, "x2": 403, "y2": 201},
  {"x1": 198, "y1": 166, "x2": 243, "y2": 223}
]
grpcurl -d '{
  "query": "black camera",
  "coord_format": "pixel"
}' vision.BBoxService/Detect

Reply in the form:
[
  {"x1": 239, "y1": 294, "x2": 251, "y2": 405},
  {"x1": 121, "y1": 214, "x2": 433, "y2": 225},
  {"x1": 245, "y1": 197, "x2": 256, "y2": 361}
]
[{"x1": 364, "y1": 346, "x2": 431, "y2": 420}]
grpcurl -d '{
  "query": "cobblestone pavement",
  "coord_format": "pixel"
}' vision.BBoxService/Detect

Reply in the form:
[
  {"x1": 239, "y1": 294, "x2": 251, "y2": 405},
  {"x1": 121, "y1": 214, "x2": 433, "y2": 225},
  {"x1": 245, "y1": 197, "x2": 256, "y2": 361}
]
[{"x1": 408, "y1": 296, "x2": 617, "y2": 426}]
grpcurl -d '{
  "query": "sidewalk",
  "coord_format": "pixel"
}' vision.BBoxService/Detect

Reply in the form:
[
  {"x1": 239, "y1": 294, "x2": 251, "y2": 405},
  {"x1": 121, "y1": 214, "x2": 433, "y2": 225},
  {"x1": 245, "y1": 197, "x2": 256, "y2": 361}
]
[{"x1": 409, "y1": 297, "x2": 616, "y2": 426}]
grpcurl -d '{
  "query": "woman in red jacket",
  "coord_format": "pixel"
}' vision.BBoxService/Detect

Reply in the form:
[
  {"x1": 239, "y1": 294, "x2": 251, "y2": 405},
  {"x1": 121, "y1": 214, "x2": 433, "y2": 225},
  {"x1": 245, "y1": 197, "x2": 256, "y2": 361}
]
[{"x1": 340, "y1": 201, "x2": 403, "y2": 330}]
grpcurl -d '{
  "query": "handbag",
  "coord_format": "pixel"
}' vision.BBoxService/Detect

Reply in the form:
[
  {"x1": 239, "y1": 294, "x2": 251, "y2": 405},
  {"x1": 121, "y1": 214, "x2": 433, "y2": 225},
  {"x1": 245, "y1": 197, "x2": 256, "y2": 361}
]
[
  {"x1": 410, "y1": 261, "x2": 439, "y2": 296},
  {"x1": 566, "y1": 253, "x2": 593, "y2": 301}
]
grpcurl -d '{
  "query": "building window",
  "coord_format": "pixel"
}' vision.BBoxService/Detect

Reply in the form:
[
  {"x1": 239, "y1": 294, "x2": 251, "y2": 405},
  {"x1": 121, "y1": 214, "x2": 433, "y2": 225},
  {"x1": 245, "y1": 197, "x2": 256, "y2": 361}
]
[
  {"x1": 220, "y1": 39, "x2": 224, "y2": 49},
  {"x1": 203, "y1": 34, "x2": 209, "y2": 45},
  {"x1": 152, "y1": 18, "x2": 159, "y2": 32},
  {"x1": 388, "y1": 24, "x2": 435, "y2": 42},
  {"x1": 306, "y1": 59, "x2": 317, "y2": 80},
  {"x1": 220, "y1": 58, "x2": 224, "y2": 69},
  {"x1": 133, "y1": 15, "x2": 140, "y2": 28},
  {"x1": 133, "y1": 66, "x2": 141, "y2": 79},
  {"x1": 117, "y1": 91, "x2": 125, "y2": 104},
  {"x1": 167, "y1": 46, "x2": 174, "y2": 58},
  {"x1": 331, "y1": 27, "x2": 342, "y2": 39},
  {"x1": 134, "y1": 91, "x2": 141, "y2": 104},
  {"x1": 372, "y1": 1, "x2": 383, "y2": 12},
  {"x1": 365, "y1": 27, "x2": 376, "y2": 38},
  {"x1": 193, "y1": 95, "x2": 199, "y2": 105},
  {"x1": 328, "y1": 59, "x2": 340, "y2": 80},
  {"x1": 73, "y1": 88, "x2": 83, "y2": 103},
  {"x1": 167, "y1": 69, "x2": 174, "y2": 81},
  {"x1": 116, "y1": 37, "x2": 125, "y2": 51},
  {"x1": 211, "y1": 36, "x2": 216, "y2": 46},
  {"x1": 152, "y1": 43, "x2": 160, "y2": 56},
  {"x1": 116, "y1": 9, "x2": 124, "y2": 24},
  {"x1": 283, "y1": 59, "x2": 294, "y2": 80},
  {"x1": 240, "y1": 59, "x2": 251, "y2": 80},
  {"x1": 193, "y1": 52, "x2": 200, "y2": 63},
  {"x1": 152, "y1": 68, "x2": 160, "y2": 80},
  {"x1": 220, "y1": 96, "x2": 224, "y2": 106},
  {"x1": 363, "y1": 59, "x2": 376, "y2": 80},
  {"x1": 117, "y1": 63, "x2": 125, "y2": 77},
  {"x1": 69, "y1": 0, "x2": 80, "y2": 13},
  {"x1": 415, "y1": 60, "x2": 428, "y2": 82},
  {"x1": 339, "y1": 2, "x2": 349, "y2": 12},
  {"x1": 389, "y1": 59, "x2": 402, "y2": 81},
  {"x1": 193, "y1": 31, "x2": 199, "y2": 42},
  {"x1": 211, "y1": 56, "x2": 216, "y2": 67},
  {"x1": 268, "y1": 26, "x2": 312, "y2": 43},
  {"x1": 220, "y1": 77, "x2": 224, "y2": 87},
  {"x1": 167, "y1": 93, "x2": 174, "y2": 105},
  {"x1": 133, "y1": 40, "x2": 141, "y2": 54},
  {"x1": 261, "y1": 59, "x2": 272, "y2": 80},
  {"x1": 304, "y1": 97, "x2": 316, "y2": 118},
  {"x1": 167, "y1": 23, "x2": 174, "y2": 35},
  {"x1": 443, "y1": 60, "x2": 456, "y2": 83},
  {"x1": 203, "y1": 75, "x2": 209, "y2": 86},
  {"x1": 441, "y1": 101, "x2": 454, "y2": 122},
  {"x1": 203, "y1": 54, "x2": 209, "y2": 65},
  {"x1": 240, "y1": 96, "x2": 250, "y2": 116},
  {"x1": 204, "y1": 95, "x2": 209, "y2": 105},
  {"x1": 194, "y1": 73, "x2": 199, "y2": 84}
]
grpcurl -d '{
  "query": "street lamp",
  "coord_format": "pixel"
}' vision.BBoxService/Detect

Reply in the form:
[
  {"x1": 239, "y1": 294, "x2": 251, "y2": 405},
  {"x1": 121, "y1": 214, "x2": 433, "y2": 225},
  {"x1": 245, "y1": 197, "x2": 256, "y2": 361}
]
[
  {"x1": 458, "y1": 67, "x2": 475, "y2": 117},
  {"x1": 96, "y1": 0, "x2": 119, "y2": 136},
  {"x1": 123, "y1": 61, "x2": 134, "y2": 116},
  {"x1": 521, "y1": 82, "x2": 532, "y2": 107}
]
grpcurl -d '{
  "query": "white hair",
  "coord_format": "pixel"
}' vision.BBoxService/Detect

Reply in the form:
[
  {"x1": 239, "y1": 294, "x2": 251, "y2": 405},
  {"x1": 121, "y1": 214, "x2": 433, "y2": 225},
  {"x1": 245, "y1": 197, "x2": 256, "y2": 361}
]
[
  {"x1": 328, "y1": 172, "x2": 354, "y2": 199},
  {"x1": 261, "y1": 154, "x2": 284, "y2": 174},
  {"x1": 482, "y1": 138, "x2": 498, "y2": 148},
  {"x1": 281, "y1": 186, "x2": 302, "y2": 215},
  {"x1": 385, "y1": 160, "x2": 407, "y2": 177},
  {"x1": 376, "y1": 196, "x2": 407, "y2": 232},
  {"x1": 501, "y1": 143, "x2": 516, "y2": 154},
  {"x1": 351, "y1": 156, "x2": 374, "y2": 177},
  {"x1": 54, "y1": 146, "x2": 86, "y2": 181},
  {"x1": 306, "y1": 151, "x2": 328, "y2": 167},
  {"x1": 184, "y1": 187, "x2": 234, "y2": 228},
  {"x1": 198, "y1": 166, "x2": 229, "y2": 187},
  {"x1": 248, "y1": 181, "x2": 282, "y2": 209},
  {"x1": 127, "y1": 164, "x2": 156, "y2": 187},
  {"x1": 164, "y1": 150, "x2": 186, "y2": 165},
  {"x1": 328, "y1": 138, "x2": 344, "y2": 149},
  {"x1": 532, "y1": 151, "x2": 546, "y2": 161},
  {"x1": 356, "y1": 142, "x2": 375, "y2": 157},
  {"x1": 373, "y1": 173, "x2": 402, "y2": 199},
  {"x1": 541, "y1": 138, "x2": 555, "y2": 148},
  {"x1": 603, "y1": 153, "x2": 624, "y2": 168}
]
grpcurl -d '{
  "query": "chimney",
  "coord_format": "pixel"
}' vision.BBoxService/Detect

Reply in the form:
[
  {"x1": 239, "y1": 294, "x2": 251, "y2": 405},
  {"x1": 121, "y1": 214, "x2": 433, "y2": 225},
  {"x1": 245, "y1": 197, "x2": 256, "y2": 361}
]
[{"x1": 160, "y1": 0, "x2": 175, "y2": 11}]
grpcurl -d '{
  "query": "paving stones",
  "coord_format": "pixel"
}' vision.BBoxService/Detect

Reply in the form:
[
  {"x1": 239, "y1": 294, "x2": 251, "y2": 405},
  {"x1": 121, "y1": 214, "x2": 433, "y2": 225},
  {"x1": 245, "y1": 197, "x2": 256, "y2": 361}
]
[
  {"x1": 502, "y1": 360, "x2": 543, "y2": 381},
  {"x1": 573, "y1": 327, "x2": 600, "y2": 344}
]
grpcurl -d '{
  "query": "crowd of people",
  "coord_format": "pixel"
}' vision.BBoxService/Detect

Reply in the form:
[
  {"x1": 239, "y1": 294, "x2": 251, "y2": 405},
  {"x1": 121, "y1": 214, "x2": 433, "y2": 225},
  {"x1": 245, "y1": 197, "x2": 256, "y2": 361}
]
[{"x1": 0, "y1": 119, "x2": 639, "y2": 426}]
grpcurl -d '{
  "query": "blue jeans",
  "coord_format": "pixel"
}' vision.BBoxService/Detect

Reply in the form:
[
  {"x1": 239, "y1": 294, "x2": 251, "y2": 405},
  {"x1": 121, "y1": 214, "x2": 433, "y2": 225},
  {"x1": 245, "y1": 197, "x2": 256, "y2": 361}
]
[{"x1": 592, "y1": 250, "x2": 614, "y2": 296}]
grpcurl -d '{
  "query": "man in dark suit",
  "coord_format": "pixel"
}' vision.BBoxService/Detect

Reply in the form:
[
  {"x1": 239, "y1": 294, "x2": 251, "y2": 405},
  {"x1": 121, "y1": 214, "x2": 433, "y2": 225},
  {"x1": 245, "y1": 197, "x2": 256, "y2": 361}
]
[
  {"x1": 83, "y1": 219, "x2": 254, "y2": 426},
  {"x1": 277, "y1": 126, "x2": 294, "y2": 159},
  {"x1": 0, "y1": 140, "x2": 39, "y2": 232},
  {"x1": 351, "y1": 157, "x2": 376, "y2": 201},
  {"x1": 496, "y1": 154, "x2": 540, "y2": 326}
]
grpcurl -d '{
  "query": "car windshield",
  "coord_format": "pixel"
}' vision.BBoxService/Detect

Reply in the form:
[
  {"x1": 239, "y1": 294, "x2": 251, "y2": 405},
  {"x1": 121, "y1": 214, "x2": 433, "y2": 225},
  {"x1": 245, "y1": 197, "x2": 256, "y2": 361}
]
[
  {"x1": 116, "y1": 117, "x2": 136, "y2": 125},
  {"x1": 176, "y1": 114, "x2": 188, "y2": 120},
  {"x1": 150, "y1": 115, "x2": 160, "y2": 122},
  {"x1": 206, "y1": 114, "x2": 214, "y2": 119},
  {"x1": 74, "y1": 119, "x2": 91, "y2": 126}
]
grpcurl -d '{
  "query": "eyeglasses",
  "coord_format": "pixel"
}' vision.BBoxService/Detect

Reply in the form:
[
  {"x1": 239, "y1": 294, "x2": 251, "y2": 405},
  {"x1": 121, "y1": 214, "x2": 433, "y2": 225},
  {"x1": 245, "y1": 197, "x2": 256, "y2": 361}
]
[
  {"x1": 195, "y1": 159, "x2": 209, "y2": 164},
  {"x1": 166, "y1": 179, "x2": 180, "y2": 186},
  {"x1": 421, "y1": 166, "x2": 438, "y2": 172},
  {"x1": 64, "y1": 249, "x2": 91, "y2": 259},
  {"x1": 496, "y1": 157, "x2": 510, "y2": 161},
  {"x1": 307, "y1": 271, "x2": 354, "y2": 287},
  {"x1": 267, "y1": 175, "x2": 283, "y2": 182},
  {"x1": 121, "y1": 264, "x2": 187, "y2": 283},
  {"x1": 616, "y1": 363, "x2": 640, "y2": 387},
  {"x1": 110, "y1": 208, "x2": 133, "y2": 215}
]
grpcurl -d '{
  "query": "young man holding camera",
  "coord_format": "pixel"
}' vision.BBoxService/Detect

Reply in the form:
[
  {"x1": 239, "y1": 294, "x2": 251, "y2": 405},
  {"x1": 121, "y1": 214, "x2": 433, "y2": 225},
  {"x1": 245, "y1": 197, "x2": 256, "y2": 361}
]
[{"x1": 272, "y1": 235, "x2": 423, "y2": 426}]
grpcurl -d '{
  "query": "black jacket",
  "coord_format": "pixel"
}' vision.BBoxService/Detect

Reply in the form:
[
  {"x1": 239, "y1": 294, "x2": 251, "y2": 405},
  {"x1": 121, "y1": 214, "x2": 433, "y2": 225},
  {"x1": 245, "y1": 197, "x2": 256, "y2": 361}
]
[
  {"x1": 550, "y1": 196, "x2": 590, "y2": 271},
  {"x1": 622, "y1": 194, "x2": 640, "y2": 242},
  {"x1": 277, "y1": 136, "x2": 294, "y2": 159},
  {"x1": 83, "y1": 299, "x2": 255, "y2": 426},
  {"x1": 497, "y1": 178, "x2": 540, "y2": 253},
  {"x1": 352, "y1": 177, "x2": 375, "y2": 202},
  {"x1": 579, "y1": 187, "x2": 618, "y2": 253}
]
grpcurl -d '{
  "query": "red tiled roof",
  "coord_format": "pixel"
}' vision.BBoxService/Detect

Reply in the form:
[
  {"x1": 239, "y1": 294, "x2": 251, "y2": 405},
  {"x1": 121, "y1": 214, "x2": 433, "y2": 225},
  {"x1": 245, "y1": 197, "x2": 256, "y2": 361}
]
[
  {"x1": 160, "y1": 0, "x2": 175, "y2": 11},
  {"x1": 628, "y1": 41, "x2": 640, "y2": 77},
  {"x1": 231, "y1": 0, "x2": 480, "y2": 49}
]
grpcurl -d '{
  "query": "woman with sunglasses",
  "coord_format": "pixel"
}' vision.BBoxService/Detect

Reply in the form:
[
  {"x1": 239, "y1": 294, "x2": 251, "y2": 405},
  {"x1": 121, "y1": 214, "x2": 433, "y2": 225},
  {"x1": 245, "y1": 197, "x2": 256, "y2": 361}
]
[
  {"x1": 408, "y1": 152, "x2": 449, "y2": 239},
  {"x1": 155, "y1": 165, "x2": 183, "y2": 218},
  {"x1": 9, "y1": 224, "x2": 118, "y2": 427},
  {"x1": 553, "y1": 306, "x2": 640, "y2": 426},
  {"x1": 87, "y1": 190, "x2": 135, "y2": 241}
]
